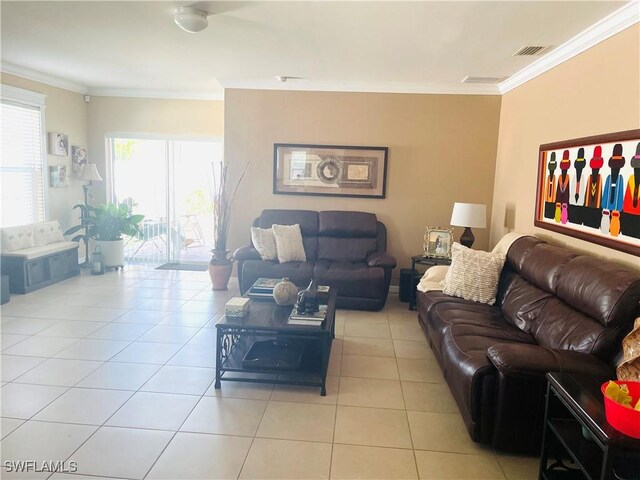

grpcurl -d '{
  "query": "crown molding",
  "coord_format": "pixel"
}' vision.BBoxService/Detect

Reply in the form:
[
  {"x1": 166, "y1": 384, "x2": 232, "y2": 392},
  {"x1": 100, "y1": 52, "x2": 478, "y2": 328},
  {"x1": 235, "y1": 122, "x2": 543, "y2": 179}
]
[
  {"x1": 86, "y1": 87, "x2": 224, "y2": 101},
  {"x1": 217, "y1": 79, "x2": 501, "y2": 96},
  {"x1": 499, "y1": 1, "x2": 639, "y2": 94},
  {"x1": 0, "y1": 84, "x2": 47, "y2": 107},
  {"x1": 1, "y1": 61, "x2": 88, "y2": 94}
]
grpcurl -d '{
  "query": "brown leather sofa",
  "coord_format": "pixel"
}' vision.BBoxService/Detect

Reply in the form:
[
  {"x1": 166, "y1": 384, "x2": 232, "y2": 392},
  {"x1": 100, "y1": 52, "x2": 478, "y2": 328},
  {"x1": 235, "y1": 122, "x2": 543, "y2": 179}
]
[
  {"x1": 234, "y1": 209, "x2": 396, "y2": 310},
  {"x1": 417, "y1": 236, "x2": 640, "y2": 453}
]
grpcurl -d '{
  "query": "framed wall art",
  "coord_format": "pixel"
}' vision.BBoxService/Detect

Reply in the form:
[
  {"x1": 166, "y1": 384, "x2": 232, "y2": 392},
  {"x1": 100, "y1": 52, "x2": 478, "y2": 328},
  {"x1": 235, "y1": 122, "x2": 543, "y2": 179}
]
[
  {"x1": 71, "y1": 145, "x2": 87, "y2": 178},
  {"x1": 534, "y1": 129, "x2": 640, "y2": 256},
  {"x1": 273, "y1": 144, "x2": 388, "y2": 198},
  {"x1": 48, "y1": 132, "x2": 68, "y2": 156},
  {"x1": 49, "y1": 165, "x2": 69, "y2": 188},
  {"x1": 423, "y1": 227, "x2": 453, "y2": 259}
]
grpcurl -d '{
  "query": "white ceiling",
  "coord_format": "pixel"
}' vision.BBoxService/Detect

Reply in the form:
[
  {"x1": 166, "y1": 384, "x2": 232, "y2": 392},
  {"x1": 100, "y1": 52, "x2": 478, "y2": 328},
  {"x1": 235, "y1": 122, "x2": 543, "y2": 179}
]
[{"x1": 0, "y1": 1, "x2": 635, "y2": 98}]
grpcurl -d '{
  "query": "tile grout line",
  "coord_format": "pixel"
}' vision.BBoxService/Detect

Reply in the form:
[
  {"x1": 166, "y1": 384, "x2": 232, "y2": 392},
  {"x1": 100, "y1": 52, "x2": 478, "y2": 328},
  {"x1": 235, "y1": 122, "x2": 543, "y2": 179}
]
[{"x1": 327, "y1": 311, "x2": 345, "y2": 480}]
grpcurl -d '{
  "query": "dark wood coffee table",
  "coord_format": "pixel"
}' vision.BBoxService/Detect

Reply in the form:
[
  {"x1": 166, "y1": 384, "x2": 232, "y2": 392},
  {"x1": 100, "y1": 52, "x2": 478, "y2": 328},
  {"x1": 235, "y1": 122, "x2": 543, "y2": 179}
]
[{"x1": 214, "y1": 288, "x2": 336, "y2": 396}]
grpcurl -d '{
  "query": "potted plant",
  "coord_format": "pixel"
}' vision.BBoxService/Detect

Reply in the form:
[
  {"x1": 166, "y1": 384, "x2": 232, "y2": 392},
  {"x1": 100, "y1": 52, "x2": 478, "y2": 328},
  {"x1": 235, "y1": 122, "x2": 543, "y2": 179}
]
[
  {"x1": 209, "y1": 161, "x2": 248, "y2": 290},
  {"x1": 65, "y1": 202, "x2": 144, "y2": 268}
]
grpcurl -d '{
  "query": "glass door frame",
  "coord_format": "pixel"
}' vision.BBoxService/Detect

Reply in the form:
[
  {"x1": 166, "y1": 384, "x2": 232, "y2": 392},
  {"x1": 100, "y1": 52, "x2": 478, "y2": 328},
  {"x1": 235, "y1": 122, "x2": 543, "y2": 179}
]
[{"x1": 106, "y1": 133, "x2": 223, "y2": 265}]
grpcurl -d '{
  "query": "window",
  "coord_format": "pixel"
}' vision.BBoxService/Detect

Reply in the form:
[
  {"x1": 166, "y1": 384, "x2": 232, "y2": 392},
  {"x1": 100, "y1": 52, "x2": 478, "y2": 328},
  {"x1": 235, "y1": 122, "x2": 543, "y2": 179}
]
[{"x1": 1, "y1": 85, "x2": 47, "y2": 227}]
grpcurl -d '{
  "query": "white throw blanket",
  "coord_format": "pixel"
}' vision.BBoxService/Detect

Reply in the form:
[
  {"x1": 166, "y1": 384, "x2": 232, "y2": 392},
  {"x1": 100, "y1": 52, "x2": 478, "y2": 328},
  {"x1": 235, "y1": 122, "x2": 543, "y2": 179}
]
[{"x1": 416, "y1": 232, "x2": 531, "y2": 293}]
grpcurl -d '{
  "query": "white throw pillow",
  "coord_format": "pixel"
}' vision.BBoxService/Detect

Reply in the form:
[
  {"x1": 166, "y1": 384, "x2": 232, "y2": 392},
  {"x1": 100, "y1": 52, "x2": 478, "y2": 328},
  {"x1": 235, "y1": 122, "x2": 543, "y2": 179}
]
[
  {"x1": 442, "y1": 242, "x2": 506, "y2": 305},
  {"x1": 272, "y1": 224, "x2": 307, "y2": 263},
  {"x1": 0, "y1": 224, "x2": 35, "y2": 252},
  {"x1": 33, "y1": 221, "x2": 65, "y2": 246},
  {"x1": 251, "y1": 226, "x2": 278, "y2": 260}
]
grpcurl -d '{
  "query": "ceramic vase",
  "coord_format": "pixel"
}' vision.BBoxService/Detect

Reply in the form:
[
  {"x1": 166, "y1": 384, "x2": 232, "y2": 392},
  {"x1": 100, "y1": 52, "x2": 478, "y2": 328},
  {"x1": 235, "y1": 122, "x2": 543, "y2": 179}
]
[
  {"x1": 208, "y1": 249, "x2": 233, "y2": 291},
  {"x1": 273, "y1": 277, "x2": 298, "y2": 305}
]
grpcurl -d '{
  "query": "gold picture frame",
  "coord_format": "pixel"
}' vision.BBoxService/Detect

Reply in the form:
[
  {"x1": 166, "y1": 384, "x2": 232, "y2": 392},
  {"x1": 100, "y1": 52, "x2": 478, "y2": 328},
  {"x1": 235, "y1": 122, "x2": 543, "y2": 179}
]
[{"x1": 423, "y1": 227, "x2": 453, "y2": 259}]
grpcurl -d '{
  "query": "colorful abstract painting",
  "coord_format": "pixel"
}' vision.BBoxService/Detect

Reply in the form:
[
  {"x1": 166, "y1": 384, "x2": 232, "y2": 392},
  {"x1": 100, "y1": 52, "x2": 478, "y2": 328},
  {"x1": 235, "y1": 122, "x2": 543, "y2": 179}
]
[{"x1": 535, "y1": 129, "x2": 640, "y2": 256}]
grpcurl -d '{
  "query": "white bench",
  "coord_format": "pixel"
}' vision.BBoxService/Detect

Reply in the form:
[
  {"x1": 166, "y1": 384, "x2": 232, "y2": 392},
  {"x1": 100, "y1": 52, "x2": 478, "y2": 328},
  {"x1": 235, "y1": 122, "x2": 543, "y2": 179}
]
[{"x1": 1, "y1": 221, "x2": 79, "y2": 293}]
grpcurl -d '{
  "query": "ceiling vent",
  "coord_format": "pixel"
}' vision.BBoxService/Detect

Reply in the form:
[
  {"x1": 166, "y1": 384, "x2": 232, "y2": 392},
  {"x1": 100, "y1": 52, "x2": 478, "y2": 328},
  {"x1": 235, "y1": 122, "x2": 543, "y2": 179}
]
[
  {"x1": 462, "y1": 75, "x2": 510, "y2": 84},
  {"x1": 513, "y1": 45, "x2": 551, "y2": 56}
]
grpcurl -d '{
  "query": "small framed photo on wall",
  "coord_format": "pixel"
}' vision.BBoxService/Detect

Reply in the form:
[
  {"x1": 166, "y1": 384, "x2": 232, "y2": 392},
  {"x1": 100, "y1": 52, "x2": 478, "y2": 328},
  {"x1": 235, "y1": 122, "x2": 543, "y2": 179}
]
[
  {"x1": 49, "y1": 165, "x2": 69, "y2": 188},
  {"x1": 48, "y1": 132, "x2": 69, "y2": 156}
]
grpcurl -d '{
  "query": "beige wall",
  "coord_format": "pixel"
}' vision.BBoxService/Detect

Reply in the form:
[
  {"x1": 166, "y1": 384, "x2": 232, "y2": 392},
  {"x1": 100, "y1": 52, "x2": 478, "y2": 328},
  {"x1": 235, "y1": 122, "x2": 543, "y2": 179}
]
[
  {"x1": 1, "y1": 73, "x2": 87, "y2": 233},
  {"x1": 224, "y1": 89, "x2": 502, "y2": 276},
  {"x1": 87, "y1": 96, "x2": 224, "y2": 202},
  {"x1": 491, "y1": 25, "x2": 640, "y2": 271}
]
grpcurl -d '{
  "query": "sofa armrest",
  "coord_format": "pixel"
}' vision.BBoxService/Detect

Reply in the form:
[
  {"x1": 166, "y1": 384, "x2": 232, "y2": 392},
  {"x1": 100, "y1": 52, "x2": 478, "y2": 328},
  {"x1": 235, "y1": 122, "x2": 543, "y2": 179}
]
[
  {"x1": 487, "y1": 343, "x2": 613, "y2": 378},
  {"x1": 233, "y1": 246, "x2": 261, "y2": 261},
  {"x1": 367, "y1": 251, "x2": 397, "y2": 268}
]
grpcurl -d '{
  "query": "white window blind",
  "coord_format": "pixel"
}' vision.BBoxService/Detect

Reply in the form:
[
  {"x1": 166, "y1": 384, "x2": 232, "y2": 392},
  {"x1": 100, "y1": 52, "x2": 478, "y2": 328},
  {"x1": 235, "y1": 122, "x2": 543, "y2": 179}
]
[{"x1": 1, "y1": 88, "x2": 47, "y2": 228}]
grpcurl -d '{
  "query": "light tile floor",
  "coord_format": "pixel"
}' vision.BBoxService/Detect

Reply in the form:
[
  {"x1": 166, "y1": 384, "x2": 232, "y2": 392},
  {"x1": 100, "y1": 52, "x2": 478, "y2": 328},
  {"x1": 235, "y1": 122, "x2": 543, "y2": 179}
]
[{"x1": 1, "y1": 267, "x2": 539, "y2": 479}]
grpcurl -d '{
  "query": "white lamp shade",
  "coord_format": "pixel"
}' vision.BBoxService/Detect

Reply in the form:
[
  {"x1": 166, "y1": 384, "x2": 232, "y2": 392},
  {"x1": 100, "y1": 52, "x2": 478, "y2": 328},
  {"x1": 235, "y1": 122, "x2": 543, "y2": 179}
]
[
  {"x1": 81, "y1": 164, "x2": 103, "y2": 182},
  {"x1": 450, "y1": 203, "x2": 486, "y2": 229}
]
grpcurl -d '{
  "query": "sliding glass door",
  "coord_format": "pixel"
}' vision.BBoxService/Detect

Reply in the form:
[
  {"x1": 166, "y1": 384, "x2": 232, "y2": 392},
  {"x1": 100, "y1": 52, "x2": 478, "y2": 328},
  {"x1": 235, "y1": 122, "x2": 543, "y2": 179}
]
[{"x1": 108, "y1": 136, "x2": 222, "y2": 265}]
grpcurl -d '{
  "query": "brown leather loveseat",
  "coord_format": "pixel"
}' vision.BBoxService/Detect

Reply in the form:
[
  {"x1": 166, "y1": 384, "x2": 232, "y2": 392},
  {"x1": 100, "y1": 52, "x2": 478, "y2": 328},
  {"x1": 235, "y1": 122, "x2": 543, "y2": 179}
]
[
  {"x1": 234, "y1": 209, "x2": 396, "y2": 310},
  {"x1": 417, "y1": 236, "x2": 640, "y2": 453}
]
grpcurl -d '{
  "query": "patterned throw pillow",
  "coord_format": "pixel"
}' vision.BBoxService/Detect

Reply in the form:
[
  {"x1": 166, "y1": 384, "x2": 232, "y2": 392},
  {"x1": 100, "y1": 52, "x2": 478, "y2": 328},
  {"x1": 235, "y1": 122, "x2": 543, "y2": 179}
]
[
  {"x1": 251, "y1": 226, "x2": 278, "y2": 260},
  {"x1": 272, "y1": 223, "x2": 307, "y2": 263},
  {"x1": 442, "y1": 242, "x2": 506, "y2": 305}
]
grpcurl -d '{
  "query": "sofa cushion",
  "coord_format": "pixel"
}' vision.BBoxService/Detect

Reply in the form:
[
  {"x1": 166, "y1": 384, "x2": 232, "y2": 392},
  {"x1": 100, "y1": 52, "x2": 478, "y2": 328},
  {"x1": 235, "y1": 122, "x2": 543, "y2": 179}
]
[
  {"x1": 442, "y1": 243, "x2": 506, "y2": 305},
  {"x1": 516, "y1": 242, "x2": 577, "y2": 294},
  {"x1": 318, "y1": 211, "x2": 377, "y2": 237},
  {"x1": 428, "y1": 300, "x2": 515, "y2": 355},
  {"x1": 317, "y1": 211, "x2": 378, "y2": 262},
  {"x1": 313, "y1": 260, "x2": 385, "y2": 299},
  {"x1": 500, "y1": 275, "x2": 552, "y2": 333},
  {"x1": 555, "y1": 255, "x2": 640, "y2": 328},
  {"x1": 272, "y1": 224, "x2": 307, "y2": 263},
  {"x1": 33, "y1": 221, "x2": 65, "y2": 247},
  {"x1": 240, "y1": 259, "x2": 314, "y2": 292},
  {"x1": 318, "y1": 237, "x2": 378, "y2": 263},
  {"x1": 1, "y1": 224, "x2": 35, "y2": 252},
  {"x1": 1, "y1": 241, "x2": 78, "y2": 259},
  {"x1": 250, "y1": 227, "x2": 277, "y2": 260},
  {"x1": 531, "y1": 297, "x2": 616, "y2": 358},
  {"x1": 440, "y1": 323, "x2": 536, "y2": 425}
]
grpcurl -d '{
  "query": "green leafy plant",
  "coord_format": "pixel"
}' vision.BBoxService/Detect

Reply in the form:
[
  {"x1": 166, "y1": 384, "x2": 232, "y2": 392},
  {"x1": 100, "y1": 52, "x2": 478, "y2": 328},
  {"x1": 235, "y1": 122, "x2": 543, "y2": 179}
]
[{"x1": 64, "y1": 202, "x2": 144, "y2": 242}]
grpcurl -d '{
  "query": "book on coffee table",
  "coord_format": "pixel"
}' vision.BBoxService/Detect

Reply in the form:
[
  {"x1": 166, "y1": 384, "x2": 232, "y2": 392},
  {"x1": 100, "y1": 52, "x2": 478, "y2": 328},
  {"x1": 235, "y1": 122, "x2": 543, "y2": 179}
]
[
  {"x1": 287, "y1": 305, "x2": 327, "y2": 326},
  {"x1": 247, "y1": 278, "x2": 280, "y2": 298}
]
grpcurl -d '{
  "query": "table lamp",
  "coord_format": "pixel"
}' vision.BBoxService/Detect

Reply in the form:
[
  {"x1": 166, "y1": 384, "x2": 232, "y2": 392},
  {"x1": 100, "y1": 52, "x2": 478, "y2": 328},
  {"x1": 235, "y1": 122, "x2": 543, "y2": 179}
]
[
  {"x1": 450, "y1": 202, "x2": 486, "y2": 248},
  {"x1": 79, "y1": 164, "x2": 103, "y2": 266}
]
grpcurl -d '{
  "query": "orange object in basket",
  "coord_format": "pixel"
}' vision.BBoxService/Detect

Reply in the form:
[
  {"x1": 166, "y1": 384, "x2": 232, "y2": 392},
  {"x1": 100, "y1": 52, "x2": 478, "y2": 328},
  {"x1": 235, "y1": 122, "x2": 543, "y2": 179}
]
[{"x1": 601, "y1": 381, "x2": 640, "y2": 439}]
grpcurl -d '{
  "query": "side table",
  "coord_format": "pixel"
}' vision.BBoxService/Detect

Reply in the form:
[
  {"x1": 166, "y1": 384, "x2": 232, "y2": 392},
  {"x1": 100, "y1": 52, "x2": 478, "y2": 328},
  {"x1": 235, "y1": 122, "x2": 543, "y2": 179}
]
[
  {"x1": 540, "y1": 372, "x2": 640, "y2": 480},
  {"x1": 409, "y1": 255, "x2": 451, "y2": 311}
]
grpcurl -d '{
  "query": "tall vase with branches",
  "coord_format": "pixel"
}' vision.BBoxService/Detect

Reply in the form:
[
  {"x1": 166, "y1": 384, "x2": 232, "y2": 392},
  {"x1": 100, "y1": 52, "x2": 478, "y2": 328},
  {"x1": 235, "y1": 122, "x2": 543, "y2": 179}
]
[{"x1": 208, "y1": 160, "x2": 248, "y2": 290}]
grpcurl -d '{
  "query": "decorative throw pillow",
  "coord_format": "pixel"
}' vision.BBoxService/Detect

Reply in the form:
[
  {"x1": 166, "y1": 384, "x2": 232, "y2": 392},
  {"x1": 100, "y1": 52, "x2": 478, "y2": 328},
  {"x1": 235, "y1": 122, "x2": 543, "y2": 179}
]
[
  {"x1": 251, "y1": 226, "x2": 278, "y2": 260},
  {"x1": 33, "y1": 221, "x2": 65, "y2": 246},
  {"x1": 272, "y1": 223, "x2": 307, "y2": 263},
  {"x1": 442, "y1": 242, "x2": 506, "y2": 305}
]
